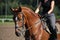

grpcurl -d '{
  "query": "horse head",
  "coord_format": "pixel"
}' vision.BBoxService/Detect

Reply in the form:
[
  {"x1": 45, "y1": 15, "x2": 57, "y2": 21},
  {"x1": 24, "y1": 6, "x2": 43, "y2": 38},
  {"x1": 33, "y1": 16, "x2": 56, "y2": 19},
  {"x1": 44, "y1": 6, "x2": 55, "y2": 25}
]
[{"x1": 11, "y1": 6, "x2": 26, "y2": 37}]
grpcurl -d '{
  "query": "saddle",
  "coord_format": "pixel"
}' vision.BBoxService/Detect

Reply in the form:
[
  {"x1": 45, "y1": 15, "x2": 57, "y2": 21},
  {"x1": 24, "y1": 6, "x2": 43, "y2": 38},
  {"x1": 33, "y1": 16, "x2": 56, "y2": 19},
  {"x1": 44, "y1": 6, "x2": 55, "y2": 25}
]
[
  {"x1": 38, "y1": 14, "x2": 51, "y2": 34},
  {"x1": 38, "y1": 14, "x2": 58, "y2": 34}
]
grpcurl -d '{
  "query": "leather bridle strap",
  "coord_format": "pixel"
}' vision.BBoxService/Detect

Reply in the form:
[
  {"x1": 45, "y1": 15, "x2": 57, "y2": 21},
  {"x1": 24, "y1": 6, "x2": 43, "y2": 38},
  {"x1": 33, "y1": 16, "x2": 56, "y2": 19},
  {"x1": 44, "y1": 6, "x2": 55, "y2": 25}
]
[{"x1": 15, "y1": 12, "x2": 25, "y2": 30}]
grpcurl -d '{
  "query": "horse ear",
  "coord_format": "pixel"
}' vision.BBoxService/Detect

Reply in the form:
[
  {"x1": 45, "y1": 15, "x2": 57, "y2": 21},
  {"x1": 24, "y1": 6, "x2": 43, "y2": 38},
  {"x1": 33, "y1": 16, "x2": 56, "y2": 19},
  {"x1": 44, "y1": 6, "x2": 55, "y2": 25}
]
[
  {"x1": 18, "y1": 6, "x2": 22, "y2": 12},
  {"x1": 10, "y1": 8, "x2": 15, "y2": 11}
]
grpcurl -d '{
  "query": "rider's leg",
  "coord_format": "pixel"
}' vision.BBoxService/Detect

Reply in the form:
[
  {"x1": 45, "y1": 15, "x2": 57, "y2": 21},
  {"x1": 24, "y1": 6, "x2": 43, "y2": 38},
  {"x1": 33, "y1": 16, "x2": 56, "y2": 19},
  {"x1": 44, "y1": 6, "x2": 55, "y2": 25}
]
[{"x1": 46, "y1": 13, "x2": 57, "y2": 40}]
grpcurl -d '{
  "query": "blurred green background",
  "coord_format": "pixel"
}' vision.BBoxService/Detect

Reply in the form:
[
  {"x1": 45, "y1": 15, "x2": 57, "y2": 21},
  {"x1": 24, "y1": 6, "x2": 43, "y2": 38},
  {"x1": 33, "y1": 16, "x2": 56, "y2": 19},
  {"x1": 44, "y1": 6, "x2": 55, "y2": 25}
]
[{"x1": 0, "y1": 0, "x2": 60, "y2": 22}]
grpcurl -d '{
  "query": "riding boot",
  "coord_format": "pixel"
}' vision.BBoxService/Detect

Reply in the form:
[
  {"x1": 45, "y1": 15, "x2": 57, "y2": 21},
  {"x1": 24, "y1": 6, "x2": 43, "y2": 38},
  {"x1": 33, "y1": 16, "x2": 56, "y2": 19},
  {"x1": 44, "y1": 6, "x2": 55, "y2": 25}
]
[{"x1": 49, "y1": 29, "x2": 57, "y2": 40}]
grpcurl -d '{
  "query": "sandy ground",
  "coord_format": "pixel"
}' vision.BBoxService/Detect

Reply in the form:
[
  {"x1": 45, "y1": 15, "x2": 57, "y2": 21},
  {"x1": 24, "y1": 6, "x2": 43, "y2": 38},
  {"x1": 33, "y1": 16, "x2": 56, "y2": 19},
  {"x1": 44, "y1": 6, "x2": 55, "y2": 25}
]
[
  {"x1": 0, "y1": 22, "x2": 60, "y2": 40},
  {"x1": 0, "y1": 22, "x2": 25, "y2": 40}
]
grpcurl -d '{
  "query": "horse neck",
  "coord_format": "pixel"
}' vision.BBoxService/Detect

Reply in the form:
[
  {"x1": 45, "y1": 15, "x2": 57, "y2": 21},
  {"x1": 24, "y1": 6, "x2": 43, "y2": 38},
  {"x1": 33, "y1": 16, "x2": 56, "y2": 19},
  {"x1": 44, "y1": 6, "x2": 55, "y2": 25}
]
[
  {"x1": 22, "y1": 7, "x2": 39, "y2": 19},
  {"x1": 22, "y1": 7, "x2": 40, "y2": 26}
]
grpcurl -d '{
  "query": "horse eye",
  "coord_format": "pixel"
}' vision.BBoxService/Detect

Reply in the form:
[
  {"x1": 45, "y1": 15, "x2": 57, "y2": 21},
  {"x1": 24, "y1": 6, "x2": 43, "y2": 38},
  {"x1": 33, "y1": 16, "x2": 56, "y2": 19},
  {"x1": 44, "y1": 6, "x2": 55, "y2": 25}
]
[{"x1": 18, "y1": 17, "x2": 22, "y2": 21}]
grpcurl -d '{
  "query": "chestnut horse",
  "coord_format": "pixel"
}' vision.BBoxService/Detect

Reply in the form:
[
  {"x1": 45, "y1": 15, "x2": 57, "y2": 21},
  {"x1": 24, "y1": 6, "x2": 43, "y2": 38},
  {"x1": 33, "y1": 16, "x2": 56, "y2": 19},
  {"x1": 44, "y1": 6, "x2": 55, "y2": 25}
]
[{"x1": 11, "y1": 6, "x2": 59, "y2": 40}]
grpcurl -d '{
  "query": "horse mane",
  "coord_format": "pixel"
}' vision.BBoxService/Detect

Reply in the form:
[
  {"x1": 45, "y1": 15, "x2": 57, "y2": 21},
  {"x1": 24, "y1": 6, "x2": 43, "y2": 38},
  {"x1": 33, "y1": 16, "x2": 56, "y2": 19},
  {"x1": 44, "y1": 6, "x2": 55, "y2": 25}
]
[
  {"x1": 21, "y1": 7, "x2": 34, "y2": 13},
  {"x1": 21, "y1": 7, "x2": 39, "y2": 17}
]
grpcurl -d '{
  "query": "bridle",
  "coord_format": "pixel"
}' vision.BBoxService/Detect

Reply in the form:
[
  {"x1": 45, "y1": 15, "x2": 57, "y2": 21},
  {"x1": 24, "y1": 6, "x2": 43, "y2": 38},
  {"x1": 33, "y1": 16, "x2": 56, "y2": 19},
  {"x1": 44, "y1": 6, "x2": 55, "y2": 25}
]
[
  {"x1": 14, "y1": 11, "x2": 34, "y2": 33},
  {"x1": 14, "y1": 12, "x2": 25, "y2": 36},
  {"x1": 15, "y1": 12, "x2": 24, "y2": 28}
]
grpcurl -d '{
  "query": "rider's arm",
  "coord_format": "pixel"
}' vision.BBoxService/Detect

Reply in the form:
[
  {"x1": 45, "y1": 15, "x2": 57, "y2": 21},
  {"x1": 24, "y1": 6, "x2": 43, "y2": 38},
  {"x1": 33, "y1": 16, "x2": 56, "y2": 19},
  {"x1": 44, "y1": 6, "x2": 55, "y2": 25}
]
[
  {"x1": 48, "y1": 0, "x2": 55, "y2": 14},
  {"x1": 35, "y1": 2, "x2": 41, "y2": 13}
]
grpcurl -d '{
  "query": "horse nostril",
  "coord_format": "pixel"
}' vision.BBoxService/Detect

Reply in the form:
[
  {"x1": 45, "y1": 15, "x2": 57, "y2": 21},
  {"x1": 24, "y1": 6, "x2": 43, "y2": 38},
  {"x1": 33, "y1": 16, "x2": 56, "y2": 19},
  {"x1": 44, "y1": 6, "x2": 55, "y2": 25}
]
[
  {"x1": 15, "y1": 29, "x2": 21, "y2": 37},
  {"x1": 15, "y1": 31, "x2": 21, "y2": 37}
]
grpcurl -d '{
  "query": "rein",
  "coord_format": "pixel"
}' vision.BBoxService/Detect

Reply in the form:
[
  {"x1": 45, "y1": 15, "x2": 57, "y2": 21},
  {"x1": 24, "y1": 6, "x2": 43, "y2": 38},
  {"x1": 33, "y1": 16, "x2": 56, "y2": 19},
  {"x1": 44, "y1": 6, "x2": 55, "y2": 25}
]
[{"x1": 25, "y1": 19, "x2": 41, "y2": 31}]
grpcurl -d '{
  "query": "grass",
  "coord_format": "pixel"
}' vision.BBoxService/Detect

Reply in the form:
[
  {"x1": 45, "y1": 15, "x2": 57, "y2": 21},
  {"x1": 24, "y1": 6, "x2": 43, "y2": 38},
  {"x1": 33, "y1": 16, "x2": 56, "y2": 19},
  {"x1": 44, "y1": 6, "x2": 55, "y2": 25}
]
[{"x1": 0, "y1": 15, "x2": 13, "y2": 19}]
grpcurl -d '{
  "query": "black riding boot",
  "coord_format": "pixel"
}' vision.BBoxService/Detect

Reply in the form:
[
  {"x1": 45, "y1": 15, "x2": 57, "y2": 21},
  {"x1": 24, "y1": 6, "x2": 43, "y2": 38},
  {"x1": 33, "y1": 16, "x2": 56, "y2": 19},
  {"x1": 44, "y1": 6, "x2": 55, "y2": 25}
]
[{"x1": 49, "y1": 29, "x2": 57, "y2": 40}]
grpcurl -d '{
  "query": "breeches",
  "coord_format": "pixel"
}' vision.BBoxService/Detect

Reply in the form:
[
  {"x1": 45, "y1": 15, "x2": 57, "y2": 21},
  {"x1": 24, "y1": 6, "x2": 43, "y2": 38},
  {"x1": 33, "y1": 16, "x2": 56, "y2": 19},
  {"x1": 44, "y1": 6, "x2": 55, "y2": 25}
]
[{"x1": 46, "y1": 13, "x2": 57, "y2": 34}]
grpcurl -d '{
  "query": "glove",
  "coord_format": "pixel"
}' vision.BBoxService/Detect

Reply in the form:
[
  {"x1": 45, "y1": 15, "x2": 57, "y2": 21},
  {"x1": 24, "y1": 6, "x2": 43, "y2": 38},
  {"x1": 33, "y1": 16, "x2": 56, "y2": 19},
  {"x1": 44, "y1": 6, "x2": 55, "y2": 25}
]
[{"x1": 40, "y1": 12, "x2": 48, "y2": 18}]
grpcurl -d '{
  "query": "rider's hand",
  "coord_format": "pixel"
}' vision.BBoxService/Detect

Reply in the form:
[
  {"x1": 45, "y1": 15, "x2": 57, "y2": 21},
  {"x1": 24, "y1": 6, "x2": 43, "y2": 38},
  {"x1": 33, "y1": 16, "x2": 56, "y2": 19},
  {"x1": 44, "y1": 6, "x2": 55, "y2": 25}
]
[{"x1": 40, "y1": 13, "x2": 48, "y2": 18}]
